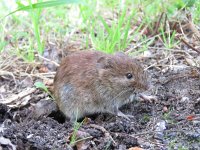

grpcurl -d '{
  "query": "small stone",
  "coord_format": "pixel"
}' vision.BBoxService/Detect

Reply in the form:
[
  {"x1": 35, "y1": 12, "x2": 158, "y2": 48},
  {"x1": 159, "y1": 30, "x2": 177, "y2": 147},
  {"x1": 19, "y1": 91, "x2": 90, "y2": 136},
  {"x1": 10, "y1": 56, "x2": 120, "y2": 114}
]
[
  {"x1": 163, "y1": 106, "x2": 168, "y2": 112},
  {"x1": 180, "y1": 97, "x2": 189, "y2": 103},
  {"x1": 27, "y1": 134, "x2": 34, "y2": 139},
  {"x1": 185, "y1": 131, "x2": 200, "y2": 140},
  {"x1": 155, "y1": 120, "x2": 166, "y2": 132}
]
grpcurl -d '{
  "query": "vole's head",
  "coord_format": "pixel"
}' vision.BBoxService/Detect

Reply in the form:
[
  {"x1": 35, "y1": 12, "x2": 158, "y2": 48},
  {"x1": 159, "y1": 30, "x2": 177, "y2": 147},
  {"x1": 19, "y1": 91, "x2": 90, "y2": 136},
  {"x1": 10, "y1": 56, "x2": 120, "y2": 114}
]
[{"x1": 96, "y1": 52, "x2": 149, "y2": 94}]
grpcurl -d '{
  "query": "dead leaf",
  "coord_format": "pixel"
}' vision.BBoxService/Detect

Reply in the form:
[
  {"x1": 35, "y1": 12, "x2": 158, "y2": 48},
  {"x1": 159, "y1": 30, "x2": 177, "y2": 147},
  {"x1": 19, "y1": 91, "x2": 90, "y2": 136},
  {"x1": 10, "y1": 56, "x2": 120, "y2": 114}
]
[
  {"x1": 186, "y1": 115, "x2": 195, "y2": 121},
  {"x1": 0, "y1": 87, "x2": 36, "y2": 108},
  {"x1": 68, "y1": 130, "x2": 92, "y2": 150},
  {"x1": 76, "y1": 141, "x2": 89, "y2": 150},
  {"x1": 43, "y1": 79, "x2": 54, "y2": 86},
  {"x1": 82, "y1": 117, "x2": 92, "y2": 125},
  {"x1": 0, "y1": 136, "x2": 16, "y2": 150},
  {"x1": 39, "y1": 66, "x2": 49, "y2": 73}
]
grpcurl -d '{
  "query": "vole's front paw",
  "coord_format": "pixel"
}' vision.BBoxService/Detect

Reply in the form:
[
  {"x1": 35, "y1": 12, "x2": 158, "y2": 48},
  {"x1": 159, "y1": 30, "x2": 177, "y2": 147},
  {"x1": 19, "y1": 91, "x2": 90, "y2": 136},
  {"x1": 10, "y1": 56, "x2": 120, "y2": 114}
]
[{"x1": 139, "y1": 94, "x2": 158, "y2": 103}]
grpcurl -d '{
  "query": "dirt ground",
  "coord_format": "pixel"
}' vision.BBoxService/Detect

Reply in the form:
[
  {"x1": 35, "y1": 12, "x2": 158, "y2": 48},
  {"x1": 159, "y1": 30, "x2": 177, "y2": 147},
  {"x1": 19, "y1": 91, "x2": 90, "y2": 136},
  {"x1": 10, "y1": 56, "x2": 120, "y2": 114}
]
[{"x1": 0, "y1": 42, "x2": 200, "y2": 150}]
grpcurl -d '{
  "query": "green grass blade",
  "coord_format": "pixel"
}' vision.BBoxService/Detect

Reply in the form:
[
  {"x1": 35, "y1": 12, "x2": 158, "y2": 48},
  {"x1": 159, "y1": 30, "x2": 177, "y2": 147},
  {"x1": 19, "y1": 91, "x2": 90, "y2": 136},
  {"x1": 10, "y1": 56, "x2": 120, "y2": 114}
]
[
  {"x1": 3, "y1": 0, "x2": 82, "y2": 19},
  {"x1": 99, "y1": 16, "x2": 111, "y2": 34}
]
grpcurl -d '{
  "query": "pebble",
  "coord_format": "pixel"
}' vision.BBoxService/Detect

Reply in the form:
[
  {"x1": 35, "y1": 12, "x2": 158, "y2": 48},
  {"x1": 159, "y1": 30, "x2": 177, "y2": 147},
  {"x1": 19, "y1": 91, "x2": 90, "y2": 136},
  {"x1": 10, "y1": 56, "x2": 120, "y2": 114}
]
[{"x1": 185, "y1": 131, "x2": 200, "y2": 140}]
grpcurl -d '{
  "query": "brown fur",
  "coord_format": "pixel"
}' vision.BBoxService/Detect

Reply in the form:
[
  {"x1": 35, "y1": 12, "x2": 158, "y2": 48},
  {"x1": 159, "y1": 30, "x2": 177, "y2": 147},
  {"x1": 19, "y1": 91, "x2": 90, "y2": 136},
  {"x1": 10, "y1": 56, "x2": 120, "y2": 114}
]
[{"x1": 54, "y1": 51, "x2": 149, "y2": 121}]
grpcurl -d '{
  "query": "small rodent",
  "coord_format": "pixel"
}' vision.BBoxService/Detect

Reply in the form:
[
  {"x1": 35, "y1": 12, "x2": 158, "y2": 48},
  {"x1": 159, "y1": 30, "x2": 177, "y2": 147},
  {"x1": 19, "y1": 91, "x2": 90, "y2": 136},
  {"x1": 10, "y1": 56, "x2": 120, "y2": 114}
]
[{"x1": 54, "y1": 51, "x2": 149, "y2": 121}]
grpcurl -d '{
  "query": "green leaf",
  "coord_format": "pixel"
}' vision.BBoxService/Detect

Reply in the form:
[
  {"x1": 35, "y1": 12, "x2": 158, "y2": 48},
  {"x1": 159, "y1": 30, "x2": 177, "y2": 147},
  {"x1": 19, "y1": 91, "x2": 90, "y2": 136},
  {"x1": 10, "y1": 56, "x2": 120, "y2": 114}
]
[
  {"x1": 34, "y1": 81, "x2": 54, "y2": 99},
  {"x1": 34, "y1": 81, "x2": 48, "y2": 93}
]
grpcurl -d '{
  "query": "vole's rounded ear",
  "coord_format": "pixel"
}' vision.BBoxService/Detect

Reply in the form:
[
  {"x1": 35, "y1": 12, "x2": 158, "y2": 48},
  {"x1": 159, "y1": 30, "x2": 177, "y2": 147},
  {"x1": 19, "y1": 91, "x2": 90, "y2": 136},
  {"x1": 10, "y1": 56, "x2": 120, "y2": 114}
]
[
  {"x1": 96, "y1": 56, "x2": 114, "y2": 69},
  {"x1": 114, "y1": 51, "x2": 126, "y2": 57}
]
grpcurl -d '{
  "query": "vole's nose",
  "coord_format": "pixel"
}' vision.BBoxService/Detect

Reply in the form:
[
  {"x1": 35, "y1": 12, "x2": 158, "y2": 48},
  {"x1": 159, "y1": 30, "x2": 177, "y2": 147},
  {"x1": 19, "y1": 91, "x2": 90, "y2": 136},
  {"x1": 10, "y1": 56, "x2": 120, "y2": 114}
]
[
  {"x1": 137, "y1": 81, "x2": 150, "y2": 91},
  {"x1": 142, "y1": 84, "x2": 149, "y2": 91}
]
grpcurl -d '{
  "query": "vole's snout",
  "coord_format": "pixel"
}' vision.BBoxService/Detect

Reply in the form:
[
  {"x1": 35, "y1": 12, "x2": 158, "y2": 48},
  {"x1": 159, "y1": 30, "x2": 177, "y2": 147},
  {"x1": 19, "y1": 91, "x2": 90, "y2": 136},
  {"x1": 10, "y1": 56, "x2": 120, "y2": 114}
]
[
  {"x1": 141, "y1": 83, "x2": 149, "y2": 91},
  {"x1": 136, "y1": 80, "x2": 149, "y2": 92}
]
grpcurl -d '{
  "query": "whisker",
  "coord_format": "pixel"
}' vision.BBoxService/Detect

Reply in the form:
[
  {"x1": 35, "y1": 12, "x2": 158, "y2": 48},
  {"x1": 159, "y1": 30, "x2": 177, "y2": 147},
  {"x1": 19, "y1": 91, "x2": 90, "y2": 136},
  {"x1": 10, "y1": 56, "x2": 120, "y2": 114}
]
[{"x1": 110, "y1": 89, "x2": 131, "y2": 102}]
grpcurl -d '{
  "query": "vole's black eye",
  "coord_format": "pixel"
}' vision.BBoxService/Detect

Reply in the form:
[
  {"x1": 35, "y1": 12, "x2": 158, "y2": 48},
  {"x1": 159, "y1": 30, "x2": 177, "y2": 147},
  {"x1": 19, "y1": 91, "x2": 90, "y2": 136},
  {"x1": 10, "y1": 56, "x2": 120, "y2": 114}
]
[{"x1": 126, "y1": 73, "x2": 133, "y2": 79}]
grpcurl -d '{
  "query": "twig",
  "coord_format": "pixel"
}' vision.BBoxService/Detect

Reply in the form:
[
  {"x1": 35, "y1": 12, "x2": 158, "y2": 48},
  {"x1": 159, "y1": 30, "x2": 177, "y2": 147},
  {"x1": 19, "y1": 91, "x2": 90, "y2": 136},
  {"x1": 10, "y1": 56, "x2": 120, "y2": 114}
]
[
  {"x1": 151, "y1": 12, "x2": 164, "y2": 36},
  {"x1": 162, "y1": 73, "x2": 200, "y2": 85},
  {"x1": 163, "y1": 13, "x2": 168, "y2": 32},
  {"x1": 36, "y1": 54, "x2": 60, "y2": 67},
  {"x1": 113, "y1": 131, "x2": 166, "y2": 147},
  {"x1": 72, "y1": 136, "x2": 93, "y2": 145},
  {"x1": 180, "y1": 38, "x2": 200, "y2": 54},
  {"x1": 125, "y1": 34, "x2": 160, "y2": 54},
  {"x1": 179, "y1": 22, "x2": 189, "y2": 41},
  {"x1": 145, "y1": 55, "x2": 172, "y2": 70},
  {"x1": 148, "y1": 46, "x2": 196, "y2": 55},
  {"x1": 16, "y1": 72, "x2": 56, "y2": 79},
  {"x1": 89, "y1": 124, "x2": 116, "y2": 146},
  {"x1": 114, "y1": 130, "x2": 154, "y2": 137}
]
